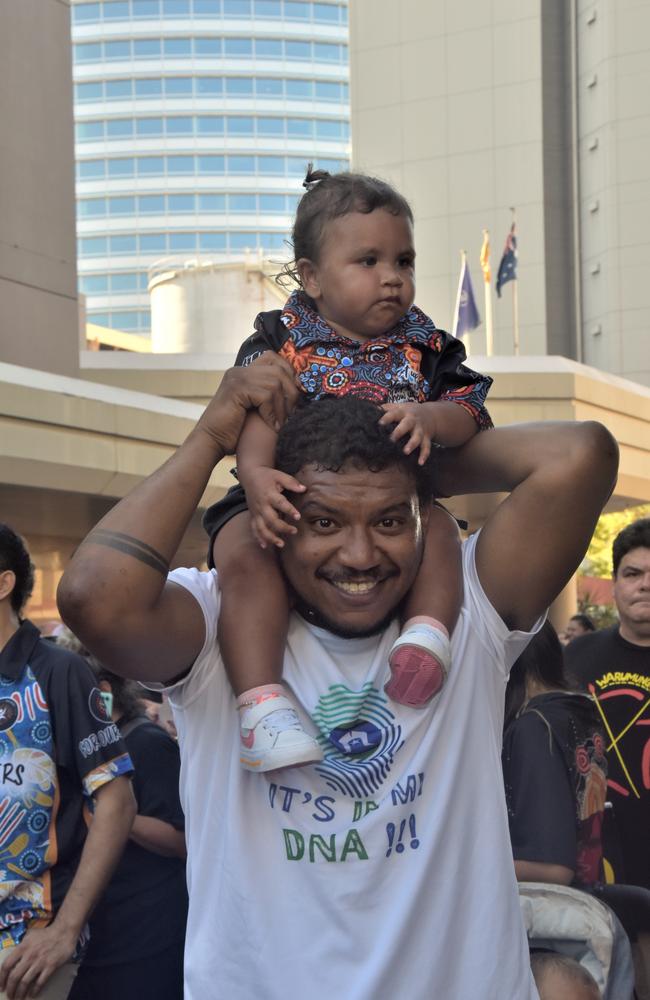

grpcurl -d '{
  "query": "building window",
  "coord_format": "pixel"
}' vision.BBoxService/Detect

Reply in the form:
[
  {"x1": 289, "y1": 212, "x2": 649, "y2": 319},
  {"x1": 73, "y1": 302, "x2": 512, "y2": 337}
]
[
  {"x1": 228, "y1": 116, "x2": 254, "y2": 135},
  {"x1": 78, "y1": 160, "x2": 105, "y2": 179},
  {"x1": 194, "y1": 38, "x2": 222, "y2": 56},
  {"x1": 229, "y1": 194, "x2": 256, "y2": 212},
  {"x1": 132, "y1": 0, "x2": 161, "y2": 15},
  {"x1": 140, "y1": 234, "x2": 167, "y2": 252},
  {"x1": 110, "y1": 196, "x2": 137, "y2": 214},
  {"x1": 259, "y1": 193, "x2": 286, "y2": 212},
  {"x1": 165, "y1": 77, "x2": 193, "y2": 95},
  {"x1": 134, "y1": 78, "x2": 162, "y2": 96},
  {"x1": 162, "y1": 0, "x2": 192, "y2": 15},
  {"x1": 169, "y1": 232, "x2": 197, "y2": 251},
  {"x1": 138, "y1": 156, "x2": 165, "y2": 174},
  {"x1": 76, "y1": 122, "x2": 104, "y2": 141},
  {"x1": 136, "y1": 117, "x2": 164, "y2": 135},
  {"x1": 164, "y1": 38, "x2": 192, "y2": 57},
  {"x1": 110, "y1": 273, "x2": 140, "y2": 292},
  {"x1": 224, "y1": 37, "x2": 253, "y2": 57},
  {"x1": 138, "y1": 195, "x2": 166, "y2": 213},
  {"x1": 110, "y1": 235, "x2": 137, "y2": 253},
  {"x1": 167, "y1": 116, "x2": 193, "y2": 134},
  {"x1": 255, "y1": 39, "x2": 282, "y2": 59},
  {"x1": 197, "y1": 115, "x2": 224, "y2": 134},
  {"x1": 73, "y1": 3, "x2": 102, "y2": 22},
  {"x1": 230, "y1": 232, "x2": 258, "y2": 250},
  {"x1": 168, "y1": 194, "x2": 196, "y2": 212},
  {"x1": 75, "y1": 43, "x2": 103, "y2": 62},
  {"x1": 78, "y1": 198, "x2": 107, "y2": 217},
  {"x1": 108, "y1": 158, "x2": 135, "y2": 177},
  {"x1": 103, "y1": 1, "x2": 130, "y2": 19},
  {"x1": 225, "y1": 77, "x2": 254, "y2": 95},
  {"x1": 198, "y1": 194, "x2": 226, "y2": 211},
  {"x1": 196, "y1": 77, "x2": 223, "y2": 95},
  {"x1": 106, "y1": 119, "x2": 135, "y2": 137},
  {"x1": 79, "y1": 237, "x2": 108, "y2": 255},
  {"x1": 224, "y1": 0, "x2": 252, "y2": 15},
  {"x1": 199, "y1": 232, "x2": 227, "y2": 251},
  {"x1": 76, "y1": 82, "x2": 103, "y2": 102},
  {"x1": 80, "y1": 275, "x2": 109, "y2": 294},
  {"x1": 134, "y1": 39, "x2": 162, "y2": 58},
  {"x1": 197, "y1": 155, "x2": 225, "y2": 173}
]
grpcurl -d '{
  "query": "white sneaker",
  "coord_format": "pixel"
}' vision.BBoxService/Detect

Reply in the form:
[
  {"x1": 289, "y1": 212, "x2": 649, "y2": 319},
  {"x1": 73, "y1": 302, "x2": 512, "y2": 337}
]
[
  {"x1": 386, "y1": 624, "x2": 451, "y2": 707},
  {"x1": 239, "y1": 695, "x2": 324, "y2": 772}
]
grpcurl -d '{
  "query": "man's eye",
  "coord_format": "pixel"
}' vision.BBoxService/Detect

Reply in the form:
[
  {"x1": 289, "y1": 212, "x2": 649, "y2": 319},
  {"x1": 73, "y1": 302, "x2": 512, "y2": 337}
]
[
  {"x1": 312, "y1": 518, "x2": 334, "y2": 530},
  {"x1": 379, "y1": 518, "x2": 399, "y2": 529},
  {"x1": 360, "y1": 256, "x2": 377, "y2": 266},
  {"x1": 399, "y1": 257, "x2": 414, "y2": 268}
]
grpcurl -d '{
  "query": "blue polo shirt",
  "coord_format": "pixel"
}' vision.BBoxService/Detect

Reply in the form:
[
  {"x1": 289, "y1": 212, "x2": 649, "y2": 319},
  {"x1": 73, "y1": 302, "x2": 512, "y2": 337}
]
[{"x1": 0, "y1": 620, "x2": 133, "y2": 948}]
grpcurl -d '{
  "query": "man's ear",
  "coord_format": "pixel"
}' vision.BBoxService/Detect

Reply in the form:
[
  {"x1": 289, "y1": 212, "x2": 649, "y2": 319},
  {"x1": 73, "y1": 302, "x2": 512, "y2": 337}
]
[
  {"x1": 99, "y1": 679, "x2": 112, "y2": 694},
  {"x1": 0, "y1": 570, "x2": 16, "y2": 604},
  {"x1": 296, "y1": 258, "x2": 320, "y2": 299}
]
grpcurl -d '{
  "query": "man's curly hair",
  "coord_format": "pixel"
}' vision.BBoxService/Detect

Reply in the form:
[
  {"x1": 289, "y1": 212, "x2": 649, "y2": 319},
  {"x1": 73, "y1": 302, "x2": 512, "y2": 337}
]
[
  {"x1": 275, "y1": 396, "x2": 435, "y2": 504},
  {"x1": 0, "y1": 524, "x2": 35, "y2": 616}
]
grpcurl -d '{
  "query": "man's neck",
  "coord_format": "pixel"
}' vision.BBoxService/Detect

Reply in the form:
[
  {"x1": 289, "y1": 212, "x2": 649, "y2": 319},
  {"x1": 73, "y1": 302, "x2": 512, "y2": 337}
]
[{"x1": 618, "y1": 621, "x2": 650, "y2": 648}]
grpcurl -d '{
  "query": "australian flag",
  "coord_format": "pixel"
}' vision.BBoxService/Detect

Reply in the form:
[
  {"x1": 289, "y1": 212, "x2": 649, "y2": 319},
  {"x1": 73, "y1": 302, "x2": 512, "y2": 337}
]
[
  {"x1": 496, "y1": 223, "x2": 517, "y2": 297},
  {"x1": 455, "y1": 258, "x2": 481, "y2": 339}
]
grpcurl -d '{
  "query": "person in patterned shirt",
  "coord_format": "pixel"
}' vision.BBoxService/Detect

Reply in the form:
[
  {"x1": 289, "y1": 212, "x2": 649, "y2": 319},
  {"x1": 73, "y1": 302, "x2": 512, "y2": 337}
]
[
  {"x1": 203, "y1": 167, "x2": 494, "y2": 773},
  {"x1": 0, "y1": 524, "x2": 135, "y2": 1000}
]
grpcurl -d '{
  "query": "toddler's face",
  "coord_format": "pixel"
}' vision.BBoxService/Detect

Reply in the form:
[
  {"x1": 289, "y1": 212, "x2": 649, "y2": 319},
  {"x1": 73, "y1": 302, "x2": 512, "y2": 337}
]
[{"x1": 299, "y1": 208, "x2": 415, "y2": 342}]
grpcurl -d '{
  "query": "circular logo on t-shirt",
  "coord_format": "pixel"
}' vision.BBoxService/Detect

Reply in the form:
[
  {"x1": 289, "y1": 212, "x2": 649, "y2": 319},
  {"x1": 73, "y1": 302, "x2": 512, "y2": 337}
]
[
  {"x1": 0, "y1": 699, "x2": 18, "y2": 732},
  {"x1": 328, "y1": 720, "x2": 383, "y2": 755},
  {"x1": 88, "y1": 687, "x2": 110, "y2": 723}
]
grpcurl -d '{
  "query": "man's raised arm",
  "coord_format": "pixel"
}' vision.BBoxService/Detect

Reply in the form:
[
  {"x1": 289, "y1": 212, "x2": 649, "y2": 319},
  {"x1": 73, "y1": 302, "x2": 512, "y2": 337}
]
[
  {"x1": 435, "y1": 421, "x2": 619, "y2": 631},
  {"x1": 57, "y1": 355, "x2": 299, "y2": 682}
]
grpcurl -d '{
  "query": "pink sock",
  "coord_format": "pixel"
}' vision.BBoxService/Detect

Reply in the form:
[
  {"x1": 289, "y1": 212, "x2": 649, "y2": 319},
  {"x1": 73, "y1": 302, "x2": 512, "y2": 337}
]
[
  {"x1": 402, "y1": 616, "x2": 449, "y2": 639},
  {"x1": 237, "y1": 683, "x2": 286, "y2": 711}
]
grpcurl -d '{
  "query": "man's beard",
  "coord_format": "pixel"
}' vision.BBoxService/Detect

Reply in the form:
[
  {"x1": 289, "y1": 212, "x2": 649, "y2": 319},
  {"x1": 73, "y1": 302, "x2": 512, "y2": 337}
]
[{"x1": 291, "y1": 594, "x2": 405, "y2": 639}]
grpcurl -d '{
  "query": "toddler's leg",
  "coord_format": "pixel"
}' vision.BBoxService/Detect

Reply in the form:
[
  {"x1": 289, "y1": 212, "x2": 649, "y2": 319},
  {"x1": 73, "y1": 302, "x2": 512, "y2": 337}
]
[
  {"x1": 385, "y1": 504, "x2": 462, "y2": 708},
  {"x1": 214, "y1": 512, "x2": 322, "y2": 771}
]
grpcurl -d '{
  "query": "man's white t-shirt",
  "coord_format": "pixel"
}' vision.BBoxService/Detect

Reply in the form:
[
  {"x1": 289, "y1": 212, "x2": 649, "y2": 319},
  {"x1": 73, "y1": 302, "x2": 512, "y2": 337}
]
[{"x1": 166, "y1": 533, "x2": 539, "y2": 1000}]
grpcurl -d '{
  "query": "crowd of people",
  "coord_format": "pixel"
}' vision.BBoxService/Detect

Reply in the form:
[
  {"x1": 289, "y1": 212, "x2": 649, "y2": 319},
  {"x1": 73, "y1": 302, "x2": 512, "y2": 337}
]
[{"x1": 0, "y1": 169, "x2": 647, "y2": 998}]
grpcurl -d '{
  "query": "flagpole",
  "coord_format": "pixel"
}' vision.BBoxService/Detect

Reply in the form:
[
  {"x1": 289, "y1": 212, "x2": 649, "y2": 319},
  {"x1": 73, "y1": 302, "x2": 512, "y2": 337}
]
[
  {"x1": 510, "y1": 208, "x2": 519, "y2": 355},
  {"x1": 481, "y1": 229, "x2": 493, "y2": 356},
  {"x1": 452, "y1": 250, "x2": 466, "y2": 344}
]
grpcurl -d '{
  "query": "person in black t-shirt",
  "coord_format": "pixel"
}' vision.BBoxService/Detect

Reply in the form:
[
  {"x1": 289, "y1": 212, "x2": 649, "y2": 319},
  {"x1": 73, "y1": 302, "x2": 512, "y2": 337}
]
[
  {"x1": 70, "y1": 664, "x2": 187, "y2": 1000},
  {"x1": 565, "y1": 518, "x2": 650, "y2": 892}
]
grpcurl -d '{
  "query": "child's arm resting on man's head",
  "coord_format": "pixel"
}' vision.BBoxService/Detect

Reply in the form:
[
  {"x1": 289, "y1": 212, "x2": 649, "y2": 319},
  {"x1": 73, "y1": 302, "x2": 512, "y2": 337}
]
[
  {"x1": 379, "y1": 400, "x2": 479, "y2": 463},
  {"x1": 236, "y1": 412, "x2": 305, "y2": 549}
]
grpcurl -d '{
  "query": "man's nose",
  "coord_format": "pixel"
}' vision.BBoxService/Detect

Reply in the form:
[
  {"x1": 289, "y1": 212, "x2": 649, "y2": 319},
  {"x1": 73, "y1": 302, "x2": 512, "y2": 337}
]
[
  {"x1": 339, "y1": 527, "x2": 379, "y2": 570},
  {"x1": 381, "y1": 265, "x2": 403, "y2": 287}
]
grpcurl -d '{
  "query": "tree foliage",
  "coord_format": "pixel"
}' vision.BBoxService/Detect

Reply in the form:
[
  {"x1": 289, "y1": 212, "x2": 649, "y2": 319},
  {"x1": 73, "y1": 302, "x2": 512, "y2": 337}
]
[{"x1": 582, "y1": 504, "x2": 650, "y2": 579}]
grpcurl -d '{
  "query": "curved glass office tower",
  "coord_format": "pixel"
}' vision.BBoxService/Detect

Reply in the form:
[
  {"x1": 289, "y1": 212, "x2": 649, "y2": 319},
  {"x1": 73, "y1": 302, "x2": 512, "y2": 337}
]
[{"x1": 71, "y1": 0, "x2": 349, "y2": 336}]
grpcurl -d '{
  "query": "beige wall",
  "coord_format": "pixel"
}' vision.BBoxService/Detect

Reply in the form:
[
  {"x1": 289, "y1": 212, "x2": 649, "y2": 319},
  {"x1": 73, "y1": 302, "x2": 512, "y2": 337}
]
[{"x1": 0, "y1": 0, "x2": 79, "y2": 377}]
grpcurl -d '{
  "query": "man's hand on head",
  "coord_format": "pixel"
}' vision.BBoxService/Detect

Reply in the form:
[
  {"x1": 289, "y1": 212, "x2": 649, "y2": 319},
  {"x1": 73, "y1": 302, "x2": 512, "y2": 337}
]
[{"x1": 197, "y1": 353, "x2": 300, "y2": 457}]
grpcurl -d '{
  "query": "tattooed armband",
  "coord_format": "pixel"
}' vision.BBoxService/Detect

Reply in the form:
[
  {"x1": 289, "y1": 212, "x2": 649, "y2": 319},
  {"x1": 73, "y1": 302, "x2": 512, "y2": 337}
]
[{"x1": 86, "y1": 529, "x2": 170, "y2": 576}]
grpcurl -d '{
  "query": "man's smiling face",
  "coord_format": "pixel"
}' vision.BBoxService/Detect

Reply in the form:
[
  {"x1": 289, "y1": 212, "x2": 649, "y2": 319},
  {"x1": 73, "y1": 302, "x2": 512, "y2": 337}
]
[{"x1": 280, "y1": 462, "x2": 427, "y2": 637}]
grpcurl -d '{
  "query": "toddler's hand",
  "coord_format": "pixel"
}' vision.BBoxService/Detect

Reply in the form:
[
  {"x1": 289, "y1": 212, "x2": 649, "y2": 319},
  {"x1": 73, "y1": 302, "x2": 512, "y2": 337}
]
[
  {"x1": 243, "y1": 466, "x2": 306, "y2": 548},
  {"x1": 379, "y1": 402, "x2": 435, "y2": 465}
]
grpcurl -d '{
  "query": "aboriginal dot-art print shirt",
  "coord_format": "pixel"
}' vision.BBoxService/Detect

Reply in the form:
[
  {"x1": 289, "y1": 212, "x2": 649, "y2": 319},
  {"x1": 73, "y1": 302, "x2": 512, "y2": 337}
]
[
  {"x1": 234, "y1": 290, "x2": 493, "y2": 430},
  {"x1": 0, "y1": 621, "x2": 133, "y2": 949}
]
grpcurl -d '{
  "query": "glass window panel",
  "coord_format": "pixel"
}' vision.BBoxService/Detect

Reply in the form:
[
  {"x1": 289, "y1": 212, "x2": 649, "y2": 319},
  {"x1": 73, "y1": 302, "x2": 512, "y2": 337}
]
[
  {"x1": 225, "y1": 77, "x2": 253, "y2": 95},
  {"x1": 230, "y1": 232, "x2": 258, "y2": 250},
  {"x1": 227, "y1": 116, "x2": 254, "y2": 135},
  {"x1": 197, "y1": 155, "x2": 225, "y2": 173},
  {"x1": 257, "y1": 117, "x2": 284, "y2": 135},
  {"x1": 342, "y1": 82, "x2": 349, "y2": 100},
  {"x1": 315, "y1": 119, "x2": 341, "y2": 138},
  {"x1": 106, "y1": 118, "x2": 134, "y2": 137},
  {"x1": 194, "y1": 38, "x2": 222, "y2": 56},
  {"x1": 314, "y1": 43, "x2": 340, "y2": 62},
  {"x1": 168, "y1": 194, "x2": 195, "y2": 212},
  {"x1": 104, "y1": 40, "x2": 131, "y2": 59},
  {"x1": 110, "y1": 235, "x2": 137, "y2": 253},
  {"x1": 169, "y1": 232, "x2": 197, "y2": 251},
  {"x1": 198, "y1": 194, "x2": 226, "y2": 211},
  {"x1": 196, "y1": 115, "x2": 224, "y2": 134},
  {"x1": 317, "y1": 157, "x2": 345, "y2": 171},
  {"x1": 135, "y1": 117, "x2": 163, "y2": 135},
  {"x1": 256, "y1": 77, "x2": 283, "y2": 96},
  {"x1": 162, "y1": 0, "x2": 191, "y2": 14},
  {"x1": 255, "y1": 39, "x2": 282, "y2": 59},
  {"x1": 165, "y1": 77, "x2": 193, "y2": 94},
  {"x1": 134, "y1": 77, "x2": 162, "y2": 96},
  {"x1": 132, "y1": 0, "x2": 160, "y2": 15},
  {"x1": 78, "y1": 198, "x2": 107, "y2": 216},
  {"x1": 166, "y1": 116, "x2": 193, "y2": 134},
  {"x1": 134, "y1": 39, "x2": 161, "y2": 57},
  {"x1": 75, "y1": 43, "x2": 102, "y2": 62},
  {"x1": 80, "y1": 237, "x2": 108, "y2": 254},
  {"x1": 313, "y1": 3, "x2": 339, "y2": 21},
  {"x1": 223, "y1": 0, "x2": 251, "y2": 14},
  {"x1": 258, "y1": 155, "x2": 284, "y2": 174},
  {"x1": 259, "y1": 194, "x2": 285, "y2": 212},
  {"x1": 229, "y1": 194, "x2": 256, "y2": 212},
  {"x1": 140, "y1": 234, "x2": 167, "y2": 251},
  {"x1": 89, "y1": 312, "x2": 111, "y2": 326},
  {"x1": 112, "y1": 311, "x2": 141, "y2": 329},
  {"x1": 110, "y1": 273, "x2": 140, "y2": 291},
  {"x1": 167, "y1": 155, "x2": 194, "y2": 173},
  {"x1": 314, "y1": 80, "x2": 339, "y2": 101},
  {"x1": 287, "y1": 193, "x2": 300, "y2": 211},
  {"x1": 285, "y1": 41, "x2": 311, "y2": 60},
  {"x1": 286, "y1": 157, "x2": 307, "y2": 175},
  {"x1": 254, "y1": 0, "x2": 281, "y2": 16},
  {"x1": 138, "y1": 195, "x2": 165, "y2": 212},
  {"x1": 193, "y1": 0, "x2": 221, "y2": 13},
  {"x1": 107, "y1": 158, "x2": 135, "y2": 176},
  {"x1": 286, "y1": 78, "x2": 312, "y2": 98},
  {"x1": 109, "y1": 196, "x2": 136, "y2": 214},
  {"x1": 76, "y1": 82, "x2": 103, "y2": 101},
  {"x1": 163, "y1": 38, "x2": 192, "y2": 56},
  {"x1": 260, "y1": 232, "x2": 288, "y2": 249},
  {"x1": 74, "y1": 3, "x2": 101, "y2": 22},
  {"x1": 341, "y1": 4, "x2": 347, "y2": 22},
  {"x1": 227, "y1": 155, "x2": 255, "y2": 173},
  {"x1": 103, "y1": 1, "x2": 130, "y2": 17},
  {"x1": 224, "y1": 38, "x2": 253, "y2": 56},
  {"x1": 106, "y1": 79, "x2": 133, "y2": 99},
  {"x1": 284, "y1": 1, "x2": 310, "y2": 19},
  {"x1": 76, "y1": 122, "x2": 104, "y2": 141},
  {"x1": 80, "y1": 275, "x2": 109, "y2": 293},
  {"x1": 78, "y1": 160, "x2": 105, "y2": 179},
  {"x1": 139, "y1": 274, "x2": 150, "y2": 291},
  {"x1": 196, "y1": 77, "x2": 223, "y2": 94},
  {"x1": 287, "y1": 118, "x2": 312, "y2": 137},
  {"x1": 199, "y1": 232, "x2": 227, "y2": 250},
  {"x1": 137, "y1": 156, "x2": 165, "y2": 174}
]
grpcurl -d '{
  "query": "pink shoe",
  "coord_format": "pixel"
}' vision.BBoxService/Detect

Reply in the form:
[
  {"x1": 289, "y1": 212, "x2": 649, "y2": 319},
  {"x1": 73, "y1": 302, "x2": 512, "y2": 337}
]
[{"x1": 385, "y1": 625, "x2": 450, "y2": 708}]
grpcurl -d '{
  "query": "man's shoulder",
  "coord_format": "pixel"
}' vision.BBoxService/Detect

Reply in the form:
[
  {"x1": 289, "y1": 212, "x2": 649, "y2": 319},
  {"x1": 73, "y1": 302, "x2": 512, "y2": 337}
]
[{"x1": 28, "y1": 636, "x2": 94, "y2": 685}]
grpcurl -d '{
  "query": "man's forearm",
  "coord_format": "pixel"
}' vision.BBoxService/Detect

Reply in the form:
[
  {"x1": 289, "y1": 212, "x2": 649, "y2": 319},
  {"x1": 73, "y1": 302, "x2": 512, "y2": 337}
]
[
  {"x1": 131, "y1": 815, "x2": 187, "y2": 859},
  {"x1": 52, "y1": 777, "x2": 136, "y2": 941}
]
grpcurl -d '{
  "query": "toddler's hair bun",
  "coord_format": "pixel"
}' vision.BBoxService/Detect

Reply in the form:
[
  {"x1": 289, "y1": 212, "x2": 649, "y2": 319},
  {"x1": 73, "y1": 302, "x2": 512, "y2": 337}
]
[{"x1": 303, "y1": 162, "x2": 330, "y2": 191}]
